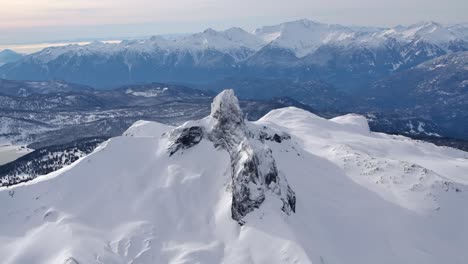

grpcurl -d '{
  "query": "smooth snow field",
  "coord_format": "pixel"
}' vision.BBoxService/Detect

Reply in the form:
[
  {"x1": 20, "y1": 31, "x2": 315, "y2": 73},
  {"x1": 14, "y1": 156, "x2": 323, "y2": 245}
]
[{"x1": 1, "y1": 104, "x2": 467, "y2": 264}]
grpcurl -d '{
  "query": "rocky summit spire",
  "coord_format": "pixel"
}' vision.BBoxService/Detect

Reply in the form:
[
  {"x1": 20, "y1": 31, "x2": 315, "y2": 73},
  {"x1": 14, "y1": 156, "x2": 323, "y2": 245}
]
[
  {"x1": 168, "y1": 89, "x2": 296, "y2": 224},
  {"x1": 210, "y1": 89, "x2": 244, "y2": 129},
  {"x1": 209, "y1": 89, "x2": 246, "y2": 152}
]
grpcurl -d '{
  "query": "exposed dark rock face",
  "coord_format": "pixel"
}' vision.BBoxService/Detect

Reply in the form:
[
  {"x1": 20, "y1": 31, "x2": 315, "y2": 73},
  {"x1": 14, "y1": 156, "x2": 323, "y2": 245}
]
[
  {"x1": 208, "y1": 90, "x2": 296, "y2": 223},
  {"x1": 208, "y1": 88, "x2": 247, "y2": 151},
  {"x1": 166, "y1": 89, "x2": 296, "y2": 224},
  {"x1": 228, "y1": 139, "x2": 296, "y2": 224},
  {"x1": 258, "y1": 129, "x2": 291, "y2": 143},
  {"x1": 167, "y1": 126, "x2": 204, "y2": 156}
]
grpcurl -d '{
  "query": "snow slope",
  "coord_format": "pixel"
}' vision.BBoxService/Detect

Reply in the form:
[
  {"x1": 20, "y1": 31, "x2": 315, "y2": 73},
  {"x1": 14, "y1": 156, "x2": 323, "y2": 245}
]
[{"x1": 1, "y1": 90, "x2": 467, "y2": 264}]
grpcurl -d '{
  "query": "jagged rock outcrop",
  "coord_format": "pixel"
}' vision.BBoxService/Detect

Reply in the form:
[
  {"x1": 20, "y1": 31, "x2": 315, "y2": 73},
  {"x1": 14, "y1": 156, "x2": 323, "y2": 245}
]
[
  {"x1": 167, "y1": 89, "x2": 296, "y2": 224},
  {"x1": 167, "y1": 126, "x2": 204, "y2": 156}
]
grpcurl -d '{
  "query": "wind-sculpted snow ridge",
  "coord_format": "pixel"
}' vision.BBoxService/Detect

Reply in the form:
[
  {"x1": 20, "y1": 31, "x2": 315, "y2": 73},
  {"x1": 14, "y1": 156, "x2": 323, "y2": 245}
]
[{"x1": 167, "y1": 89, "x2": 296, "y2": 224}]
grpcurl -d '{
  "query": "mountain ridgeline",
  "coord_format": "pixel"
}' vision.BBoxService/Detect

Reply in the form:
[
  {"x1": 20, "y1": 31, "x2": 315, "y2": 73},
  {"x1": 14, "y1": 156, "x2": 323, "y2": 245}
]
[{"x1": 1, "y1": 20, "x2": 467, "y2": 89}]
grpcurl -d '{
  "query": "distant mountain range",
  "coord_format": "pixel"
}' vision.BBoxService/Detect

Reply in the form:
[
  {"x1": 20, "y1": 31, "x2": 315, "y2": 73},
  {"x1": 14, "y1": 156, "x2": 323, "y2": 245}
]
[
  {"x1": 1, "y1": 20, "x2": 467, "y2": 88},
  {"x1": 0, "y1": 19, "x2": 466, "y2": 146}
]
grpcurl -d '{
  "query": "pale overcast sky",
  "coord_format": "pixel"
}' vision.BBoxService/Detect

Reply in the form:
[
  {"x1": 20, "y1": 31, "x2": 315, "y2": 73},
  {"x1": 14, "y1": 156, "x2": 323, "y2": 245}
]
[{"x1": 0, "y1": 0, "x2": 467, "y2": 44}]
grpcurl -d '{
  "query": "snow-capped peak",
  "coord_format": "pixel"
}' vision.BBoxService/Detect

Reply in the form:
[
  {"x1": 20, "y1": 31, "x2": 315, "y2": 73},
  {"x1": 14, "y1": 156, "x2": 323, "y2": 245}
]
[
  {"x1": 253, "y1": 19, "x2": 356, "y2": 57},
  {"x1": 378, "y1": 21, "x2": 458, "y2": 44},
  {"x1": 177, "y1": 27, "x2": 265, "y2": 52},
  {"x1": 203, "y1": 28, "x2": 218, "y2": 35},
  {"x1": 406, "y1": 21, "x2": 456, "y2": 43}
]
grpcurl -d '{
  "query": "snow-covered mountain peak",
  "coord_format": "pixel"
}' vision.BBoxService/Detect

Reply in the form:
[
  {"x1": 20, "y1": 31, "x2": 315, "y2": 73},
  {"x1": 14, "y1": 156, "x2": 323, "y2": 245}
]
[
  {"x1": 171, "y1": 27, "x2": 265, "y2": 61},
  {"x1": 224, "y1": 26, "x2": 249, "y2": 35},
  {"x1": 146, "y1": 35, "x2": 173, "y2": 46},
  {"x1": 222, "y1": 27, "x2": 266, "y2": 48},
  {"x1": 412, "y1": 21, "x2": 443, "y2": 28},
  {"x1": 406, "y1": 21, "x2": 456, "y2": 43},
  {"x1": 254, "y1": 19, "x2": 355, "y2": 57},
  {"x1": 203, "y1": 28, "x2": 218, "y2": 34},
  {"x1": 285, "y1": 18, "x2": 322, "y2": 29},
  {"x1": 148, "y1": 35, "x2": 166, "y2": 42},
  {"x1": 1, "y1": 89, "x2": 467, "y2": 263},
  {"x1": 378, "y1": 21, "x2": 459, "y2": 45}
]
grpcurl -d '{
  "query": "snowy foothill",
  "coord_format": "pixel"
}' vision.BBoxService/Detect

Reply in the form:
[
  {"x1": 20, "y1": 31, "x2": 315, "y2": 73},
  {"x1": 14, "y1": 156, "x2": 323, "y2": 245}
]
[{"x1": 1, "y1": 90, "x2": 467, "y2": 264}]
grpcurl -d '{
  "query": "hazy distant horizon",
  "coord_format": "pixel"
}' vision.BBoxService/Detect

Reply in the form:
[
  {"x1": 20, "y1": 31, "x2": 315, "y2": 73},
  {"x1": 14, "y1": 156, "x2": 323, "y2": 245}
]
[
  {"x1": 2, "y1": 17, "x2": 468, "y2": 54},
  {"x1": 1, "y1": 0, "x2": 467, "y2": 45},
  {"x1": 0, "y1": 40, "x2": 125, "y2": 54}
]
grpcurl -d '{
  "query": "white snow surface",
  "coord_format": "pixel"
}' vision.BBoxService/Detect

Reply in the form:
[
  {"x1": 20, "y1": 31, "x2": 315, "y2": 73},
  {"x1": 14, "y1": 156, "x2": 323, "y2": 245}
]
[{"x1": 1, "y1": 106, "x2": 468, "y2": 264}]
